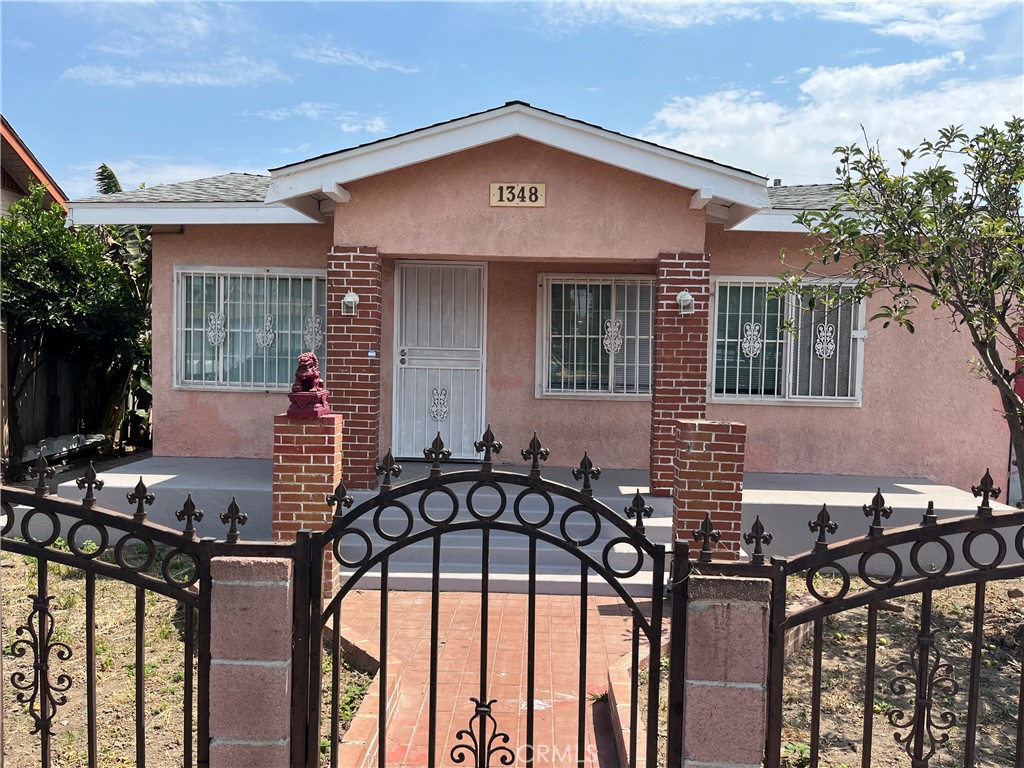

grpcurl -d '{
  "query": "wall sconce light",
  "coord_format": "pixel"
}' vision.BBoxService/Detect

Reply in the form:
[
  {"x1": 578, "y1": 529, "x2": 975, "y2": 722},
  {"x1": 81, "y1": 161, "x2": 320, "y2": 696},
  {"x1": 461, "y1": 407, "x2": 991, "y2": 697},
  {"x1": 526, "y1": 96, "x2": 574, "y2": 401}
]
[
  {"x1": 676, "y1": 290, "x2": 696, "y2": 316},
  {"x1": 341, "y1": 290, "x2": 360, "y2": 317}
]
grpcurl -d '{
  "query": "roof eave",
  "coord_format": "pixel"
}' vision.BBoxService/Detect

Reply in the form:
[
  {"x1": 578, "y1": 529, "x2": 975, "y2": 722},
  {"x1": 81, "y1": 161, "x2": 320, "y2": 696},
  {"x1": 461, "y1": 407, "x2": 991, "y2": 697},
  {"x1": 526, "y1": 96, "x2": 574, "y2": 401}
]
[
  {"x1": 728, "y1": 209, "x2": 812, "y2": 233},
  {"x1": 66, "y1": 201, "x2": 322, "y2": 226}
]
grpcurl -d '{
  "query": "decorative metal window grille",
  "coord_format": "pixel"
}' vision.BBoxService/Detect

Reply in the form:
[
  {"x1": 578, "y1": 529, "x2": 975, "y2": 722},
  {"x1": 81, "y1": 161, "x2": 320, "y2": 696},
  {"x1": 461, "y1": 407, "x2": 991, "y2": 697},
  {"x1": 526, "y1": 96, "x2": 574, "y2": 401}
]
[
  {"x1": 713, "y1": 280, "x2": 865, "y2": 401},
  {"x1": 541, "y1": 276, "x2": 654, "y2": 395},
  {"x1": 175, "y1": 268, "x2": 327, "y2": 390}
]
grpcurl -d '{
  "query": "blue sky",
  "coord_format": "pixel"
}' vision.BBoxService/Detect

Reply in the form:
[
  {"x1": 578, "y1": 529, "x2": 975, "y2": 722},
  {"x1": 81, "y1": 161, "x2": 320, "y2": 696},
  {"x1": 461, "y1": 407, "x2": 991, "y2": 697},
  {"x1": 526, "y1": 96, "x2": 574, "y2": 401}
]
[{"x1": 2, "y1": 1, "x2": 1022, "y2": 199}]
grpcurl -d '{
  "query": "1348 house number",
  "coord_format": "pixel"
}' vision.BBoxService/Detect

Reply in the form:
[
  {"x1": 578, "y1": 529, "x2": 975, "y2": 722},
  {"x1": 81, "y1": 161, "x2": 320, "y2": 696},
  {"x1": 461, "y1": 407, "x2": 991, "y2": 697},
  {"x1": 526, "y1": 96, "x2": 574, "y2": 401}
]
[{"x1": 489, "y1": 182, "x2": 546, "y2": 207}]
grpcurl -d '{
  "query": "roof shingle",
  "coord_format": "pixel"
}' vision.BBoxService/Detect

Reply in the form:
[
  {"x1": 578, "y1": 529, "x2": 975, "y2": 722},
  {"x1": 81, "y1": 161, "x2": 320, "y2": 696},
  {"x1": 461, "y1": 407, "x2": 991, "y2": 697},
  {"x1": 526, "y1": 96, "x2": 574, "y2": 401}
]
[{"x1": 71, "y1": 173, "x2": 270, "y2": 204}]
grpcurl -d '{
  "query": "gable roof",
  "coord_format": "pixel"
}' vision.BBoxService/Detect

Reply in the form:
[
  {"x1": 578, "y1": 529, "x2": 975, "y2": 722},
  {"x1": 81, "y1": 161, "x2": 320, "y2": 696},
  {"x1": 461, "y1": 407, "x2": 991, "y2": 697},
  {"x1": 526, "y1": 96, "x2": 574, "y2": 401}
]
[
  {"x1": 265, "y1": 101, "x2": 770, "y2": 228},
  {"x1": 1, "y1": 115, "x2": 67, "y2": 208},
  {"x1": 71, "y1": 173, "x2": 268, "y2": 204},
  {"x1": 731, "y1": 184, "x2": 842, "y2": 232}
]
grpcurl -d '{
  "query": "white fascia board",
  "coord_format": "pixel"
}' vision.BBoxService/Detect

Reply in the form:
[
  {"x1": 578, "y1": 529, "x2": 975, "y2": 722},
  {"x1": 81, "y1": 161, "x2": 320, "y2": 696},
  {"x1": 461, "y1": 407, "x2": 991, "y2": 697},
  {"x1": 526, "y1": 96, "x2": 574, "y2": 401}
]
[
  {"x1": 66, "y1": 202, "x2": 322, "y2": 226},
  {"x1": 266, "y1": 104, "x2": 771, "y2": 210},
  {"x1": 729, "y1": 209, "x2": 811, "y2": 233}
]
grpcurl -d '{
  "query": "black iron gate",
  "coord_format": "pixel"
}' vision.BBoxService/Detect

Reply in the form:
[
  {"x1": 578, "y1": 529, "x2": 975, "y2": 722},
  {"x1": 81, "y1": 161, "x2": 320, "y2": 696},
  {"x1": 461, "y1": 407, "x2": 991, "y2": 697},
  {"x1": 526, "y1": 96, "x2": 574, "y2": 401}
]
[{"x1": 293, "y1": 429, "x2": 667, "y2": 768}]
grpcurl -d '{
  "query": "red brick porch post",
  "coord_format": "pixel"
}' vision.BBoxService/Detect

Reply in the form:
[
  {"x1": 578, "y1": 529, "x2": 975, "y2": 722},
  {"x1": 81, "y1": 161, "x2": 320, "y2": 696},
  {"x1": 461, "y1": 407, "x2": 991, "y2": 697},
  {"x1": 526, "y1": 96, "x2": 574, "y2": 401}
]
[
  {"x1": 673, "y1": 419, "x2": 745, "y2": 559},
  {"x1": 651, "y1": 251, "x2": 710, "y2": 496},
  {"x1": 326, "y1": 246, "x2": 382, "y2": 490}
]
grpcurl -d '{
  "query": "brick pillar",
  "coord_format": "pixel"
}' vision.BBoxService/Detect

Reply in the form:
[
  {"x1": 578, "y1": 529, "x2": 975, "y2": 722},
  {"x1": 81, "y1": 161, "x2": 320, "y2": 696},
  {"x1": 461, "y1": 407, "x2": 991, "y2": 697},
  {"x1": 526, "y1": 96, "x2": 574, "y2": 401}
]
[
  {"x1": 326, "y1": 246, "x2": 382, "y2": 489},
  {"x1": 680, "y1": 575, "x2": 770, "y2": 767},
  {"x1": 673, "y1": 419, "x2": 745, "y2": 559},
  {"x1": 272, "y1": 412, "x2": 343, "y2": 591},
  {"x1": 651, "y1": 251, "x2": 710, "y2": 495},
  {"x1": 209, "y1": 557, "x2": 293, "y2": 767}
]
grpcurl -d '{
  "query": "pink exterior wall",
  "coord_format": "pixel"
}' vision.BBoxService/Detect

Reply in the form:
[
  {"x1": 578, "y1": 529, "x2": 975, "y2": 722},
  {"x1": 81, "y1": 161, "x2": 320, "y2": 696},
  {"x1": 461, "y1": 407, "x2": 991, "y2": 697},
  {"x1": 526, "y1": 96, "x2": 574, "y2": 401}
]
[
  {"x1": 705, "y1": 226, "x2": 1008, "y2": 491},
  {"x1": 334, "y1": 136, "x2": 706, "y2": 260},
  {"x1": 151, "y1": 224, "x2": 333, "y2": 458}
]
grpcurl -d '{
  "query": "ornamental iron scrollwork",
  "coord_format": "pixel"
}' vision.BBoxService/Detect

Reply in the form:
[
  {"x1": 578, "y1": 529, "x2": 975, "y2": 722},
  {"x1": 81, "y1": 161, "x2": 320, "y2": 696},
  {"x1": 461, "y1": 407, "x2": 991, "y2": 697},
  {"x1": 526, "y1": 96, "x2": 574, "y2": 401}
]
[
  {"x1": 9, "y1": 594, "x2": 73, "y2": 735},
  {"x1": 254, "y1": 314, "x2": 275, "y2": 349},
  {"x1": 206, "y1": 311, "x2": 226, "y2": 347},
  {"x1": 303, "y1": 315, "x2": 324, "y2": 351},
  {"x1": 429, "y1": 387, "x2": 449, "y2": 422},
  {"x1": 449, "y1": 697, "x2": 515, "y2": 766},
  {"x1": 814, "y1": 322, "x2": 836, "y2": 360},
  {"x1": 741, "y1": 321, "x2": 763, "y2": 358},
  {"x1": 602, "y1": 318, "x2": 624, "y2": 355}
]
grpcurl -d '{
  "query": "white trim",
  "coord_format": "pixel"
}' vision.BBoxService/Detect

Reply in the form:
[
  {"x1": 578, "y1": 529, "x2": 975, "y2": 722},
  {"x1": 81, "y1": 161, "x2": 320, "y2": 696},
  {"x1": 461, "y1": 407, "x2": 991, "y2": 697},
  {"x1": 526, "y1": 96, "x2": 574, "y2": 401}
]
[
  {"x1": 67, "y1": 202, "x2": 321, "y2": 226},
  {"x1": 708, "y1": 276, "x2": 866, "y2": 406},
  {"x1": 535, "y1": 273, "x2": 655, "y2": 399},
  {"x1": 266, "y1": 104, "x2": 769, "y2": 223},
  {"x1": 729, "y1": 209, "x2": 811, "y2": 233},
  {"x1": 172, "y1": 266, "x2": 327, "y2": 392}
]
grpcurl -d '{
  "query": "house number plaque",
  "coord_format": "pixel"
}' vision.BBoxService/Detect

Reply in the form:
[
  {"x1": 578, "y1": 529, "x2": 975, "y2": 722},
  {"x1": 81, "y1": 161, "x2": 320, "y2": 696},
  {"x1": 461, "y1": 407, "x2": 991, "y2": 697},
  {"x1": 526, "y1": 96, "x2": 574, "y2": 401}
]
[{"x1": 489, "y1": 182, "x2": 545, "y2": 207}]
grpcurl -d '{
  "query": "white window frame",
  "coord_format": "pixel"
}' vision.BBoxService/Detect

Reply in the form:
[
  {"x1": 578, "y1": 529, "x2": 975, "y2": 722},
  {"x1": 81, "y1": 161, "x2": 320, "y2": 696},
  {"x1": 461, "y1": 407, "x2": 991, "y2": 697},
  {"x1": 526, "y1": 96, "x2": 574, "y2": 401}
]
[
  {"x1": 173, "y1": 266, "x2": 327, "y2": 392},
  {"x1": 709, "y1": 276, "x2": 867, "y2": 406},
  {"x1": 535, "y1": 273, "x2": 654, "y2": 401}
]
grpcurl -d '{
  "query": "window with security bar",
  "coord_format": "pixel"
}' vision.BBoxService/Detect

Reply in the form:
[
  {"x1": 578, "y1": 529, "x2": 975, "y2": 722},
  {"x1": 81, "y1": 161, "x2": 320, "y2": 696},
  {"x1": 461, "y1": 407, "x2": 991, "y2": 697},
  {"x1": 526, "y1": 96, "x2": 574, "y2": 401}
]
[
  {"x1": 175, "y1": 268, "x2": 327, "y2": 390},
  {"x1": 713, "y1": 279, "x2": 865, "y2": 402},
  {"x1": 540, "y1": 276, "x2": 654, "y2": 396}
]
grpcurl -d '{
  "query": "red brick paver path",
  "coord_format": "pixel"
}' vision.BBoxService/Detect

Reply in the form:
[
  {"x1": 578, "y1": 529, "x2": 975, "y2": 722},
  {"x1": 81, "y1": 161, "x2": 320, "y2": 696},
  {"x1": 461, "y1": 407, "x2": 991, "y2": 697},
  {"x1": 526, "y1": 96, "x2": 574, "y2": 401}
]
[{"x1": 337, "y1": 590, "x2": 657, "y2": 767}]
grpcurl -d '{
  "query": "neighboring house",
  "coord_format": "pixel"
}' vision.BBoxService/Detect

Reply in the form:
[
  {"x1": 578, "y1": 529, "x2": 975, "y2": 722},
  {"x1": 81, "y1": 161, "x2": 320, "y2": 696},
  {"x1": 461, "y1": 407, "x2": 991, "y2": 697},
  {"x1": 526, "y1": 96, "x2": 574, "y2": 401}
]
[
  {"x1": 1, "y1": 115, "x2": 69, "y2": 461},
  {"x1": 66, "y1": 102, "x2": 1007, "y2": 494}
]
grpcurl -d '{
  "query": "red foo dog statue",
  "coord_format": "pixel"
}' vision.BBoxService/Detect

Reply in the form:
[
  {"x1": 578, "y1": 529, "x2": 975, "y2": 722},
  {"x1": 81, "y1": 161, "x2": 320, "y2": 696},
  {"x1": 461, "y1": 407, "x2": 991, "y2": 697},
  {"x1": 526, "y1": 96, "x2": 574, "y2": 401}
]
[{"x1": 287, "y1": 352, "x2": 330, "y2": 418}]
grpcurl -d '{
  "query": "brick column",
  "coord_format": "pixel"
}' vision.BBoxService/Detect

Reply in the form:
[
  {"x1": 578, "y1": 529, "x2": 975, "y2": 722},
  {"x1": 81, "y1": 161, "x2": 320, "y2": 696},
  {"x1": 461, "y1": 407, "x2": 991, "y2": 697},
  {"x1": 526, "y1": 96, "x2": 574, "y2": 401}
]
[
  {"x1": 681, "y1": 575, "x2": 770, "y2": 767},
  {"x1": 673, "y1": 419, "x2": 745, "y2": 559},
  {"x1": 209, "y1": 557, "x2": 293, "y2": 767},
  {"x1": 651, "y1": 252, "x2": 710, "y2": 495},
  {"x1": 272, "y1": 412, "x2": 343, "y2": 591},
  {"x1": 326, "y1": 246, "x2": 382, "y2": 489}
]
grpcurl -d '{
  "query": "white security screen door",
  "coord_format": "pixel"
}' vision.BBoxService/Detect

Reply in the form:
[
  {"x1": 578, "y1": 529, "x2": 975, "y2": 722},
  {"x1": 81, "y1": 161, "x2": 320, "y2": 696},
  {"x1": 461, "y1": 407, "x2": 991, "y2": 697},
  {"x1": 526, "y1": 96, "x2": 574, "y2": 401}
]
[{"x1": 393, "y1": 263, "x2": 486, "y2": 459}]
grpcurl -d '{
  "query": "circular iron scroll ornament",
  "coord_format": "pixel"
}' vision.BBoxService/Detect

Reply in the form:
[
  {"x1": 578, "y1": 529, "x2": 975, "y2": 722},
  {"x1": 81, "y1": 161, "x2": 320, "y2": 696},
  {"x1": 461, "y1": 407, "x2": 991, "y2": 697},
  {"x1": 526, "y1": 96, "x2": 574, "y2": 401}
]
[
  {"x1": 1016, "y1": 525, "x2": 1024, "y2": 559},
  {"x1": 806, "y1": 564, "x2": 851, "y2": 603},
  {"x1": 67, "y1": 521, "x2": 109, "y2": 560},
  {"x1": 857, "y1": 547, "x2": 903, "y2": 590},
  {"x1": 512, "y1": 488, "x2": 555, "y2": 529},
  {"x1": 466, "y1": 481, "x2": 507, "y2": 521},
  {"x1": 114, "y1": 536, "x2": 157, "y2": 574},
  {"x1": 332, "y1": 528, "x2": 373, "y2": 569},
  {"x1": 21, "y1": 509, "x2": 61, "y2": 548},
  {"x1": 602, "y1": 536, "x2": 644, "y2": 579},
  {"x1": 162, "y1": 549, "x2": 201, "y2": 589},
  {"x1": 962, "y1": 529, "x2": 1007, "y2": 570},
  {"x1": 418, "y1": 486, "x2": 460, "y2": 526},
  {"x1": 559, "y1": 505, "x2": 602, "y2": 548},
  {"x1": 909, "y1": 538, "x2": 956, "y2": 579},
  {"x1": 1, "y1": 501, "x2": 14, "y2": 536},
  {"x1": 373, "y1": 502, "x2": 415, "y2": 542}
]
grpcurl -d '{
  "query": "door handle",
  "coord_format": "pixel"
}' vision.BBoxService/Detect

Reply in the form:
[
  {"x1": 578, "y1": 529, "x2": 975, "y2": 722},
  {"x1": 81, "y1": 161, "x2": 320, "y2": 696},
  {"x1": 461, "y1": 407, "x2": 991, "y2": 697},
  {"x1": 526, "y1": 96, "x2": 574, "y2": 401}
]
[{"x1": 399, "y1": 348, "x2": 407, "y2": 365}]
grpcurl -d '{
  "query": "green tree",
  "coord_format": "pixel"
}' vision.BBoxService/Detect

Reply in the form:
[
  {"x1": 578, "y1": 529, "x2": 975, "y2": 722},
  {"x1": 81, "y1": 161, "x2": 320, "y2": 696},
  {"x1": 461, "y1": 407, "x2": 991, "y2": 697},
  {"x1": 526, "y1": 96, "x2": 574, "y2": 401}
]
[
  {"x1": 1, "y1": 184, "x2": 147, "y2": 471},
  {"x1": 780, "y1": 117, "x2": 1024, "y2": 496}
]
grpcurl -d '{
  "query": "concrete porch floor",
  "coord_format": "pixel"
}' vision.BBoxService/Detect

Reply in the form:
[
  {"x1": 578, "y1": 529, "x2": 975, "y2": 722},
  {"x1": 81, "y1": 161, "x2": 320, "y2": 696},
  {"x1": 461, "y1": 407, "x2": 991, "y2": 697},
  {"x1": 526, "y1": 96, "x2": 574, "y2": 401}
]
[{"x1": 55, "y1": 455, "x2": 1013, "y2": 557}]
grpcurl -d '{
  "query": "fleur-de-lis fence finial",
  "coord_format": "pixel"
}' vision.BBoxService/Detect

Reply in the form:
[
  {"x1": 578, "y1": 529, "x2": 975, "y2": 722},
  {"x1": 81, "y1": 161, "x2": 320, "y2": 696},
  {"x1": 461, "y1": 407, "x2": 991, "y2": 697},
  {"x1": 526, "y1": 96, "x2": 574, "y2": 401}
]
[
  {"x1": 971, "y1": 468, "x2": 1000, "y2": 517},
  {"x1": 693, "y1": 513, "x2": 721, "y2": 563},
  {"x1": 572, "y1": 452, "x2": 601, "y2": 497},
  {"x1": 625, "y1": 490, "x2": 653, "y2": 535},
  {"x1": 864, "y1": 488, "x2": 893, "y2": 536},
  {"x1": 743, "y1": 516, "x2": 773, "y2": 565},
  {"x1": 424, "y1": 432, "x2": 452, "y2": 476},
  {"x1": 521, "y1": 432, "x2": 549, "y2": 478},
  {"x1": 809, "y1": 504, "x2": 839, "y2": 550},
  {"x1": 375, "y1": 448, "x2": 402, "y2": 492},
  {"x1": 126, "y1": 477, "x2": 155, "y2": 522},
  {"x1": 75, "y1": 462, "x2": 104, "y2": 509},
  {"x1": 921, "y1": 500, "x2": 938, "y2": 526},
  {"x1": 220, "y1": 497, "x2": 248, "y2": 543},
  {"x1": 474, "y1": 425, "x2": 503, "y2": 472},
  {"x1": 326, "y1": 479, "x2": 353, "y2": 517},
  {"x1": 26, "y1": 448, "x2": 55, "y2": 497},
  {"x1": 175, "y1": 494, "x2": 204, "y2": 539}
]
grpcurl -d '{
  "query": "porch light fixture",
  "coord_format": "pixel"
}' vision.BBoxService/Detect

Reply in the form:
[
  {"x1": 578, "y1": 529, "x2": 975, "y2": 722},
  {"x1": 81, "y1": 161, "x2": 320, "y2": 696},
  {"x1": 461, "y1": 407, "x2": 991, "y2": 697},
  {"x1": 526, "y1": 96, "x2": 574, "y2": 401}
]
[
  {"x1": 341, "y1": 290, "x2": 360, "y2": 316},
  {"x1": 676, "y1": 290, "x2": 695, "y2": 316}
]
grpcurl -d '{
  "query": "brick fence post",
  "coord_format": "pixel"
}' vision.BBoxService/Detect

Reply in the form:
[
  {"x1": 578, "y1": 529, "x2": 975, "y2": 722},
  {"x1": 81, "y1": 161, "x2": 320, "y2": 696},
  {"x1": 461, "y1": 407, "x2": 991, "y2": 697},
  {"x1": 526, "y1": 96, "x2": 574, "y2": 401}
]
[
  {"x1": 673, "y1": 419, "x2": 746, "y2": 559},
  {"x1": 326, "y1": 246, "x2": 382, "y2": 489},
  {"x1": 209, "y1": 557, "x2": 293, "y2": 767},
  {"x1": 681, "y1": 575, "x2": 770, "y2": 767},
  {"x1": 651, "y1": 251, "x2": 710, "y2": 496},
  {"x1": 272, "y1": 412, "x2": 343, "y2": 592}
]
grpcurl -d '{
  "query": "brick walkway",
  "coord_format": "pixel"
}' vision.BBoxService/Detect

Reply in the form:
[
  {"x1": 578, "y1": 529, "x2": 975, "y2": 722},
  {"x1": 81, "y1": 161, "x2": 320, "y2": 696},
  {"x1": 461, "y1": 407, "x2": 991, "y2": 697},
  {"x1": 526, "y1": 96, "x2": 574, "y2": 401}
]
[{"x1": 337, "y1": 589, "x2": 656, "y2": 767}]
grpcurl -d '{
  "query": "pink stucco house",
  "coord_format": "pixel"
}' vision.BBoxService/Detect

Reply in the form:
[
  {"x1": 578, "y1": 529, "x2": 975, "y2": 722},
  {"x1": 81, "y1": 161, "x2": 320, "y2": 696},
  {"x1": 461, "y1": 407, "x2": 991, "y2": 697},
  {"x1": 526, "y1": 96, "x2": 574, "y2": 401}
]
[{"x1": 67, "y1": 102, "x2": 1007, "y2": 496}]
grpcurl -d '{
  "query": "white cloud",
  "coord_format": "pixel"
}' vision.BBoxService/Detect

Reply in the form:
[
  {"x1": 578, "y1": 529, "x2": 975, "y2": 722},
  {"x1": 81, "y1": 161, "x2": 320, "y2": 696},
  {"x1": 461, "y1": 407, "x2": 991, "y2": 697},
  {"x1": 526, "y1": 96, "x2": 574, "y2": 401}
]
[
  {"x1": 810, "y1": 1, "x2": 1014, "y2": 47},
  {"x1": 246, "y1": 102, "x2": 389, "y2": 134},
  {"x1": 338, "y1": 115, "x2": 388, "y2": 134},
  {"x1": 61, "y1": 55, "x2": 290, "y2": 88},
  {"x1": 539, "y1": 1, "x2": 762, "y2": 33},
  {"x1": 63, "y1": 157, "x2": 265, "y2": 200},
  {"x1": 274, "y1": 143, "x2": 312, "y2": 156},
  {"x1": 641, "y1": 55, "x2": 1023, "y2": 183},
  {"x1": 293, "y1": 38, "x2": 418, "y2": 74},
  {"x1": 7, "y1": 38, "x2": 36, "y2": 50}
]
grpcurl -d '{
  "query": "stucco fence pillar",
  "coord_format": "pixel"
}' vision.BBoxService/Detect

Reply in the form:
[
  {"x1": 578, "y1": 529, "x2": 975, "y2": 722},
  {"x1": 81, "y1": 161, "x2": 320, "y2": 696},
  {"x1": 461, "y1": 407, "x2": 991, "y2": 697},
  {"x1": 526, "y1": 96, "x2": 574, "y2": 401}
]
[
  {"x1": 208, "y1": 556, "x2": 294, "y2": 767},
  {"x1": 676, "y1": 574, "x2": 771, "y2": 767}
]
